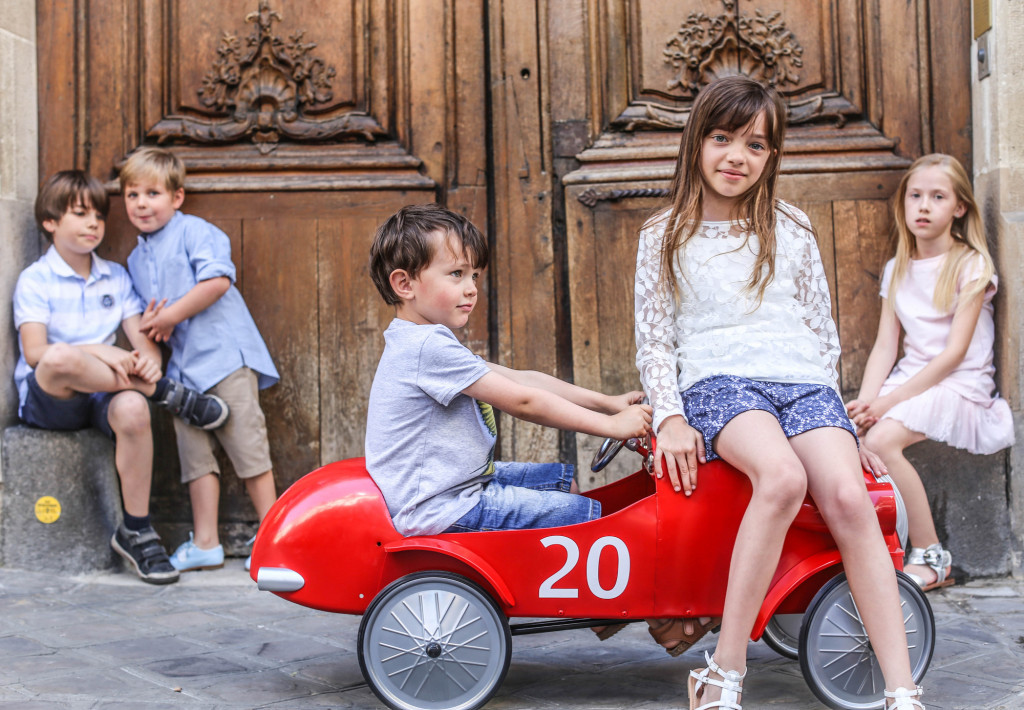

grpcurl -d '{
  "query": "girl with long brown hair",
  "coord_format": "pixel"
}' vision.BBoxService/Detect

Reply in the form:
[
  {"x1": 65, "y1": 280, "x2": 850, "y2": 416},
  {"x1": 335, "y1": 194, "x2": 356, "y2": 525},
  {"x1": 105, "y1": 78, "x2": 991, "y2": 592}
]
[{"x1": 634, "y1": 75, "x2": 925, "y2": 709}]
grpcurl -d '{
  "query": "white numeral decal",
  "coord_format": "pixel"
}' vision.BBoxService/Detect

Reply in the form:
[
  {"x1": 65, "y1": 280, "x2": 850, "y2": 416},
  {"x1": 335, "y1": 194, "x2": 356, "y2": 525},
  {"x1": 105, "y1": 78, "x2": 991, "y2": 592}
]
[
  {"x1": 539, "y1": 536, "x2": 579, "y2": 598},
  {"x1": 586, "y1": 536, "x2": 630, "y2": 599},
  {"x1": 539, "y1": 535, "x2": 630, "y2": 600}
]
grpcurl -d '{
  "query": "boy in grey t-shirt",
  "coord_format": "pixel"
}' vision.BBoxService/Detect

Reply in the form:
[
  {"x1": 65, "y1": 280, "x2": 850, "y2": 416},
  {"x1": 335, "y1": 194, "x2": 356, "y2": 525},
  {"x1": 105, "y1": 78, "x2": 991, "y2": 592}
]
[{"x1": 365, "y1": 204, "x2": 653, "y2": 537}]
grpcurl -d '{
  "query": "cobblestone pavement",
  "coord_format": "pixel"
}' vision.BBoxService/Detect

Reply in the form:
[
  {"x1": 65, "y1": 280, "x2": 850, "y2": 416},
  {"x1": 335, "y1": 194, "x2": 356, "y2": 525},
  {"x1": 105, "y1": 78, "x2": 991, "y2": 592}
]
[{"x1": 0, "y1": 563, "x2": 1022, "y2": 709}]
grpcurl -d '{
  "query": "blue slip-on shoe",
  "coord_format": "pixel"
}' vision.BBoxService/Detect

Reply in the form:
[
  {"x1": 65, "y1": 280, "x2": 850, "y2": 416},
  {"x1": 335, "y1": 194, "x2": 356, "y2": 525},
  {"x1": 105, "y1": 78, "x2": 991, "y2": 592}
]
[
  {"x1": 169, "y1": 533, "x2": 225, "y2": 571},
  {"x1": 243, "y1": 530, "x2": 256, "y2": 572}
]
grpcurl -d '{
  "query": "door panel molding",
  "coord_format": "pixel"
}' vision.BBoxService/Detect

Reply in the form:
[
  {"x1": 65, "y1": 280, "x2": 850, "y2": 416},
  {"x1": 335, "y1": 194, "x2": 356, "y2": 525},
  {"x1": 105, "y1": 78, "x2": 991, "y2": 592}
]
[
  {"x1": 126, "y1": 0, "x2": 435, "y2": 191},
  {"x1": 576, "y1": 0, "x2": 952, "y2": 175}
]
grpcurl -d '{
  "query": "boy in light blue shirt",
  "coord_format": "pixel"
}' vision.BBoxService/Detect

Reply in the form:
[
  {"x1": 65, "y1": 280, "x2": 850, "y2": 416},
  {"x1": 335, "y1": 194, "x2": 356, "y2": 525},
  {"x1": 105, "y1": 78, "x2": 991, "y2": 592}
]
[
  {"x1": 14, "y1": 171, "x2": 229, "y2": 584},
  {"x1": 120, "y1": 147, "x2": 280, "y2": 573}
]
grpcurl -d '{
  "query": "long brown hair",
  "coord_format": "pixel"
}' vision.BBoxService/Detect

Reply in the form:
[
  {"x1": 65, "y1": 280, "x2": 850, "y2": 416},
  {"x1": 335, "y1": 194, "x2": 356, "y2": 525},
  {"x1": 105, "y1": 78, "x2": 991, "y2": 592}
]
[
  {"x1": 659, "y1": 75, "x2": 788, "y2": 304},
  {"x1": 889, "y1": 154, "x2": 993, "y2": 313}
]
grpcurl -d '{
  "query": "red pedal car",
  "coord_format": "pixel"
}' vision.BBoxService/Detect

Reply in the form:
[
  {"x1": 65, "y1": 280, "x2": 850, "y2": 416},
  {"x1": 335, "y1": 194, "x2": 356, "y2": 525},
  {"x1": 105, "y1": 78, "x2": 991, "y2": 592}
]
[{"x1": 251, "y1": 436, "x2": 933, "y2": 710}]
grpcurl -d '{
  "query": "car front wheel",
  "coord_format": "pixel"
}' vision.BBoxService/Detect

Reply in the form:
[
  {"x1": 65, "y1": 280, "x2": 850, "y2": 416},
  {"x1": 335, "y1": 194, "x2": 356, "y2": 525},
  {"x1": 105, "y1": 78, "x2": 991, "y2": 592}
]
[{"x1": 358, "y1": 571, "x2": 511, "y2": 710}]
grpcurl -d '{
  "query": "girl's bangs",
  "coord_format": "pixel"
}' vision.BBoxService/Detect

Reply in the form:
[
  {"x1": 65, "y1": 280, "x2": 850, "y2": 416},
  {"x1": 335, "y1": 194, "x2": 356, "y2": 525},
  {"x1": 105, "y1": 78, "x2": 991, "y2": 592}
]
[{"x1": 708, "y1": 91, "x2": 779, "y2": 139}]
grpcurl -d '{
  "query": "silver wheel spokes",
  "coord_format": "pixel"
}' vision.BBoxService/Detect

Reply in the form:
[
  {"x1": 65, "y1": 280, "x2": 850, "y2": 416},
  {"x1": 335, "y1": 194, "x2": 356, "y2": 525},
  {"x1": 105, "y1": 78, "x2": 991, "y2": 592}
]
[
  {"x1": 370, "y1": 587, "x2": 501, "y2": 706},
  {"x1": 805, "y1": 578, "x2": 930, "y2": 709}
]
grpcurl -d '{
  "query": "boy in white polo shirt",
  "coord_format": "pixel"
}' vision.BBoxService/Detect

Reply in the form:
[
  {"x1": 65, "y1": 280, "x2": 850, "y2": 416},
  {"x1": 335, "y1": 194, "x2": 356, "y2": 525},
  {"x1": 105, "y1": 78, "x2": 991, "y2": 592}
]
[{"x1": 13, "y1": 171, "x2": 228, "y2": 584}]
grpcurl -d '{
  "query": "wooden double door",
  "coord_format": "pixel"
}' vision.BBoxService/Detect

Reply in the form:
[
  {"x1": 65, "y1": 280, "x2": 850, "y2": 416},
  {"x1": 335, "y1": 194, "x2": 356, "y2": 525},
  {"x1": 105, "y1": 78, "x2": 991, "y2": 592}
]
[{"x1": 37, "y1": 0, "x2": 970, "y2": 544}]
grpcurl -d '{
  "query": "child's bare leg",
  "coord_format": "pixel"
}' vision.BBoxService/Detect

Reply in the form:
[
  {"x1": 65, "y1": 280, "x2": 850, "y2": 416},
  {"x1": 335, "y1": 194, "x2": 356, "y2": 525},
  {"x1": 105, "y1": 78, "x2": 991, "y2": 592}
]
[
  {"x1": 188, "y1": 473, "x2": 221, "y2": 549},
  {"x1": 701, "y1": 410, "x2": 808, "y2": 701},
  {"x1": 790, "y1": 427, "x2": 916, "y2": 692},
  {"x1": 107, "y1": 391, "x2": 154, "y2": 517},
  {"x1": 863, "y1": 420, "x2": 941, "y2": 581},
  {"x1": 34, "y1": 343, "x2": 155, "y2": 397},
  {"x1": 244, "y1": 470, "x2": 277, "y2": 522}
]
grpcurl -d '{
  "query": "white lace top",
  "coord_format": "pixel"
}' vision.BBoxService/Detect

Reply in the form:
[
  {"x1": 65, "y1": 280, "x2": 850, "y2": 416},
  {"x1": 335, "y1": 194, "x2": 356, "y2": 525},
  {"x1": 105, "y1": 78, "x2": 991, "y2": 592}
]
[{"x1": 634, "y1": 202, "x2": 841, "y2": 432}]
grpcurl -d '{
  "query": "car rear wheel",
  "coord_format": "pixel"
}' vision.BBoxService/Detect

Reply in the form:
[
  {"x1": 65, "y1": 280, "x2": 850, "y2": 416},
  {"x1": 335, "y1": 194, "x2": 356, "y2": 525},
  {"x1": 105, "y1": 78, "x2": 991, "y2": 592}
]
[
  {"x1": 762, "y1": 613, "x2": 801, "y2": 659},
  {"x1": 358, "y1": 572, "x2": 511, "y2": 710},
  {"x1": 799, "y1": 571, "x2": 934, "y2": 710}
]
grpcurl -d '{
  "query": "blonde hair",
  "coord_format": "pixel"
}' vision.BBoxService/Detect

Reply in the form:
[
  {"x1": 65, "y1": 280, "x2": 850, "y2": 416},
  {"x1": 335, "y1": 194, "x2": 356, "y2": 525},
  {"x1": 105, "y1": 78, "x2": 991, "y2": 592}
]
[
  {"x1": 658, "y1": 75, "x2": 791, "y2": 305},
  {"x1": 889, "y1": 154, "x2": 993, "y2": 313},
  {"x1": 119, "y1": 146, "x2": 186, "y2": 193}
]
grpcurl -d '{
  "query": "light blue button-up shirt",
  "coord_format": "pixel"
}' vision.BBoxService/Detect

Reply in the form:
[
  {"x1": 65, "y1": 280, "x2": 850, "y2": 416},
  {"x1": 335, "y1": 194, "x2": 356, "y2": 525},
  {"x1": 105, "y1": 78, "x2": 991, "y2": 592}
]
[
  {"x1": 126, "y1": 211, "x2": 279, "y2": 393},
  {"x1": 13, "y1": 246, "x2": 145, "y2": 414}
]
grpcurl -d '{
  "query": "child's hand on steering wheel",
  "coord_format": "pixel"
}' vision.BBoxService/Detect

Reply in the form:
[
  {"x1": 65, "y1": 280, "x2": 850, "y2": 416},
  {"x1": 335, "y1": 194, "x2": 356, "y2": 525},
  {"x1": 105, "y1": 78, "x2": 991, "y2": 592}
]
[{"x1": 606, "y1": 390, "x2": 646, "y2": 413}]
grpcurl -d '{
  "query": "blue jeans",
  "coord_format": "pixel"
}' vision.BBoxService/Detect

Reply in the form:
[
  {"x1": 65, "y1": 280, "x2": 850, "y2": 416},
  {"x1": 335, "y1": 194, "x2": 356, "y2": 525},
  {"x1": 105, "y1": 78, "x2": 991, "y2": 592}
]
[{"x1": 445, "y1": 461, "x2": 601, "y2": 532}]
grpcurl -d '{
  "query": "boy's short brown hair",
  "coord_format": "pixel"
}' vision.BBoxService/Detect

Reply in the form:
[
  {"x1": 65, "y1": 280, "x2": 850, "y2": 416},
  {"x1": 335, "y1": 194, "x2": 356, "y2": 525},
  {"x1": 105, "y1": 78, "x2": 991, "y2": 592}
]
[
  {"x1": 369, "y1": 204, "x2": 489, "y2": 306},
  {"x1": 119, "y1": 146, "x2": 186, "y2": 193},
  {"x1": 34, "y1": 170, "x2": 110, "y2": 240}
]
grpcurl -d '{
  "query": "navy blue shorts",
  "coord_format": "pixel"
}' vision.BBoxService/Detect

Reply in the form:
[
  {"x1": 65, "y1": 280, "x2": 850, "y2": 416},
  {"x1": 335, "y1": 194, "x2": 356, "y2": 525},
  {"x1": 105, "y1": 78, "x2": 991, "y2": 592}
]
[
  {"x1": 682, "y1": 375, "x2": 857, "y2": 461},
  {"x1": 445, "y1": 461, "x2": 601, "y2": 533},
  {"x1": 20, "y1": 372, "x2": 116, "y2": 440}
]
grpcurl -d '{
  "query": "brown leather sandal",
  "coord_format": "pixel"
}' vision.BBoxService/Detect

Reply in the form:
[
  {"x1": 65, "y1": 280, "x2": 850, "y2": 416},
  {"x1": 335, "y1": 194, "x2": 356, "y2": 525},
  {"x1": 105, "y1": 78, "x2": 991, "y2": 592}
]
[
  {"x1": 646, "y1": 616, "x2": 721, "y2": 657},
  {"x1": 592, "y1": 622, "x2": 628, "y2": 641}
]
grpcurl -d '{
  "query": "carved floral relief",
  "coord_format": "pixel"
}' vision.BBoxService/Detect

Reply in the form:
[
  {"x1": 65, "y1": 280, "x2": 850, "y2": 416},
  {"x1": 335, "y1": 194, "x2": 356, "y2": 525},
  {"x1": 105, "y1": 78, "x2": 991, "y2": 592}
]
[
  {"x1": 611, "y1": 0, "x2": 849, "y2": 131},
  {"x1": 663, "y1": 0, "x2": 804, "y2": 96},
  {"x1": 149, "y1": 0, "x2": 385, "y2": 154}
]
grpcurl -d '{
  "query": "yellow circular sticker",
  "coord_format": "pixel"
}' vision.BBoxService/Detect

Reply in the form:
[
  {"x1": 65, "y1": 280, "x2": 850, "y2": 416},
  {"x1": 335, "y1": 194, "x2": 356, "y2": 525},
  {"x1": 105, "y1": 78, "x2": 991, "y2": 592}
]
[{"x1": 35, "y1": 496, "x2": 61, "y2": 524}]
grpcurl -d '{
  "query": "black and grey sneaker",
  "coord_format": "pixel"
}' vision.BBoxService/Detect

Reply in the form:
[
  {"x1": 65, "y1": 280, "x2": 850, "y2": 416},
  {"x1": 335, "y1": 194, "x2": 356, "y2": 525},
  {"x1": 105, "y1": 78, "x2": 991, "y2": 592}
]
[
  {"x1": 111, "y1": 524, "x2": 180, "y2": 585},
  {"x1": 155, "y1": 379, "x2": 229, "y2": 430}
]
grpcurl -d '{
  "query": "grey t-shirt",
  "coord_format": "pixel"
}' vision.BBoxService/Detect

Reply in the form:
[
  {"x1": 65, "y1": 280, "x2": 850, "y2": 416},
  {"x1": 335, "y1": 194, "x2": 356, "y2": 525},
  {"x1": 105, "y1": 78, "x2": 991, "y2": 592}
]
[{"x1": 365, "y1": 319, "x2": 496, "y2": 536}]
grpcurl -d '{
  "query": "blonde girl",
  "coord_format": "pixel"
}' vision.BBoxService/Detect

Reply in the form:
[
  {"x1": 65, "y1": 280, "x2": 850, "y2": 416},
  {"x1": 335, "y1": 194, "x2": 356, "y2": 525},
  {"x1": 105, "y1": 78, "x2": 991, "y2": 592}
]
[
  {"x1": 634, "y1": 75, "x2": 924, "y2": 709},
  {"x1": 848, "y1": 154, "x2": 1014, "y2": 591}
]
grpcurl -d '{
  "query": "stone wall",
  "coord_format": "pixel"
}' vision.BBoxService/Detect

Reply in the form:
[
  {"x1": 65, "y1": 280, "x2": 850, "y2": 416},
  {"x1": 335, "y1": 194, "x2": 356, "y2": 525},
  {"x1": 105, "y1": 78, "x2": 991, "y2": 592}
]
[
  {"x1": 972, "y1": 1, "x2": 1024, "y2": 574},
  {"x1": 0, "y1": 1, "x2": 40, "y2": 507}
]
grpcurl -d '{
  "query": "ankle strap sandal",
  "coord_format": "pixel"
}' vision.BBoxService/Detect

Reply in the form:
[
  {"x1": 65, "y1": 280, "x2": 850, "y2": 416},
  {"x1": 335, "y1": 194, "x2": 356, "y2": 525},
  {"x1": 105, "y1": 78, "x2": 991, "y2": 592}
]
[
  {"x1": 688, "y1": 650, "x2": 746, "y2": 709},
  {"x1": 884, "y1": 685, "x2": 924, "y2": 708},
  {"x1": 906, "y1": 543, "x2": 954, "y2": 591}
]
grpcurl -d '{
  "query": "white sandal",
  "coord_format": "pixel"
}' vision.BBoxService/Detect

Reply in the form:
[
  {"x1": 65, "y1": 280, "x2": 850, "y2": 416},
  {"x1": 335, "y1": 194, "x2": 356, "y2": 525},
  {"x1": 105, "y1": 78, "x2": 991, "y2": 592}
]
[
  {"x1": 906, "y1": 544, "x2": 954, "y2": 591},
  {"x1": 687, "y1": 650, "x2": 745, "y2": 709},
  {"x1": 884, "y1": 685, "x2": 924, "y2": 708}
]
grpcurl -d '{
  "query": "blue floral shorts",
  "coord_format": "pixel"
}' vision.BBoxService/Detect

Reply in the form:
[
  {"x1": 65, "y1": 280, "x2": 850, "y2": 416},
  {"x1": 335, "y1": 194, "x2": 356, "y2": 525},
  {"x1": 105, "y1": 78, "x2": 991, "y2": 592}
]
[{"x1": 681, "y1": 375, "x2": 857, "y2": 461}]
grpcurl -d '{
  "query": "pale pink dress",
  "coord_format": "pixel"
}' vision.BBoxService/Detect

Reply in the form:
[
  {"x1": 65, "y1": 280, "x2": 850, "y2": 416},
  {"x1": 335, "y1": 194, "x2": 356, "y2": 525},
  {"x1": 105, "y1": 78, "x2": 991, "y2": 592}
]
[{"x1": 878, "y1": 253, "x2": 1014, "y2": 454}]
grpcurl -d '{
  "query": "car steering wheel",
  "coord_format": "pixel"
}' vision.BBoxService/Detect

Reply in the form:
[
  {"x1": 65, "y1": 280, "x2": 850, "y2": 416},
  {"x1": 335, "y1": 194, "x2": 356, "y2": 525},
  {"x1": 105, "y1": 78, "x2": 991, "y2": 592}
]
[
  {"x1": 590, "y1": 433, "x2": 652, "y2": 473},
  {"x1": 590, "y1": 438, "x2": 625, "y2": 472}
]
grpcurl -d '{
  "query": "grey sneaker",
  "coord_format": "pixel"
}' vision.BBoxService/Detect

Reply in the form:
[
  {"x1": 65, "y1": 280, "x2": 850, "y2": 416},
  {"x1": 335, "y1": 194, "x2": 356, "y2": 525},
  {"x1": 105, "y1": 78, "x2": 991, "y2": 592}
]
[
  {"x1": 155, "y1": 379, "x2": 229, "y2": 430},
  {"x1": 111, "y1": 524, "x2": 180, "y2": 585}
]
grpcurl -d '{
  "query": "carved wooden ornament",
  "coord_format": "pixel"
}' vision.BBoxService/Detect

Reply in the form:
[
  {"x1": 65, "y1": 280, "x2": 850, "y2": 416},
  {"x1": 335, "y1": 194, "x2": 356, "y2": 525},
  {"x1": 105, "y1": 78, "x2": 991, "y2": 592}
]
[
  {"x1": 149, "y1": 0, "x2": 386, "y2": 154},
  {"x1": 611, "y1": 0, "x2": 847, "y2": 132},
  {"x1": 664, "y1": 0, "x2": 804, "y2": 95}
]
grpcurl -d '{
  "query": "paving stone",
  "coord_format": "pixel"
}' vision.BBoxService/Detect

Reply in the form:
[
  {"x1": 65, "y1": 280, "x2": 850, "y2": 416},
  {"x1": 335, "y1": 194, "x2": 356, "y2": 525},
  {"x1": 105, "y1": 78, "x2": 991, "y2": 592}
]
[
  {"x1": 285, "y1": 653, "x2": 366, "y2": 689},
  {"x1": 0, "y1": 635, "x2": 51, "y2": 658},
  {"x1": 143, "y1": 654, "x2": 249, "y2": 679},
  {"x1": 0, "y1": 566, "x2": 1022, "y2": 708},
  {"x1": 26, "y1": 620, "x2": 139, "y2": 648},
  {"x1": 0, "y1": 650, "x2": 99, "y2": 682},
  {"x1": 85, "y1": 636, "x2": 208, "y2": 664},
  {"x1": 187, "y1": 668, "x2": 336, "y2": 703},
  {"x1": 14, "y1": 668, "x2": 151, "y2": 697},
  {"x1": 236, "y1": 637, "x2": 343, "y2": 664}
]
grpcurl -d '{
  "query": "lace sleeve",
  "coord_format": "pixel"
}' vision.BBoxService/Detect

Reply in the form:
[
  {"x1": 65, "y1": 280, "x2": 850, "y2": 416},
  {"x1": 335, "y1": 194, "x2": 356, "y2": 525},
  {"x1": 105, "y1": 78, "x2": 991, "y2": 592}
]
[
  {"x1": 635, "y1": 217, "x2": 686, "y2": 432},
  {"x1": 792, "y1": 217, "x2": 841, "y2": 393}
]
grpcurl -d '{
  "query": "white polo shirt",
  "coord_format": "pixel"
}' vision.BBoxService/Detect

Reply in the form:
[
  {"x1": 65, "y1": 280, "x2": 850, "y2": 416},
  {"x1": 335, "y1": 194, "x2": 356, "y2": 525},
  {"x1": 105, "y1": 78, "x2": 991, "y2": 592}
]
[{"x1": 13, "y1": 245, "x2": 144, "y2": 414}]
